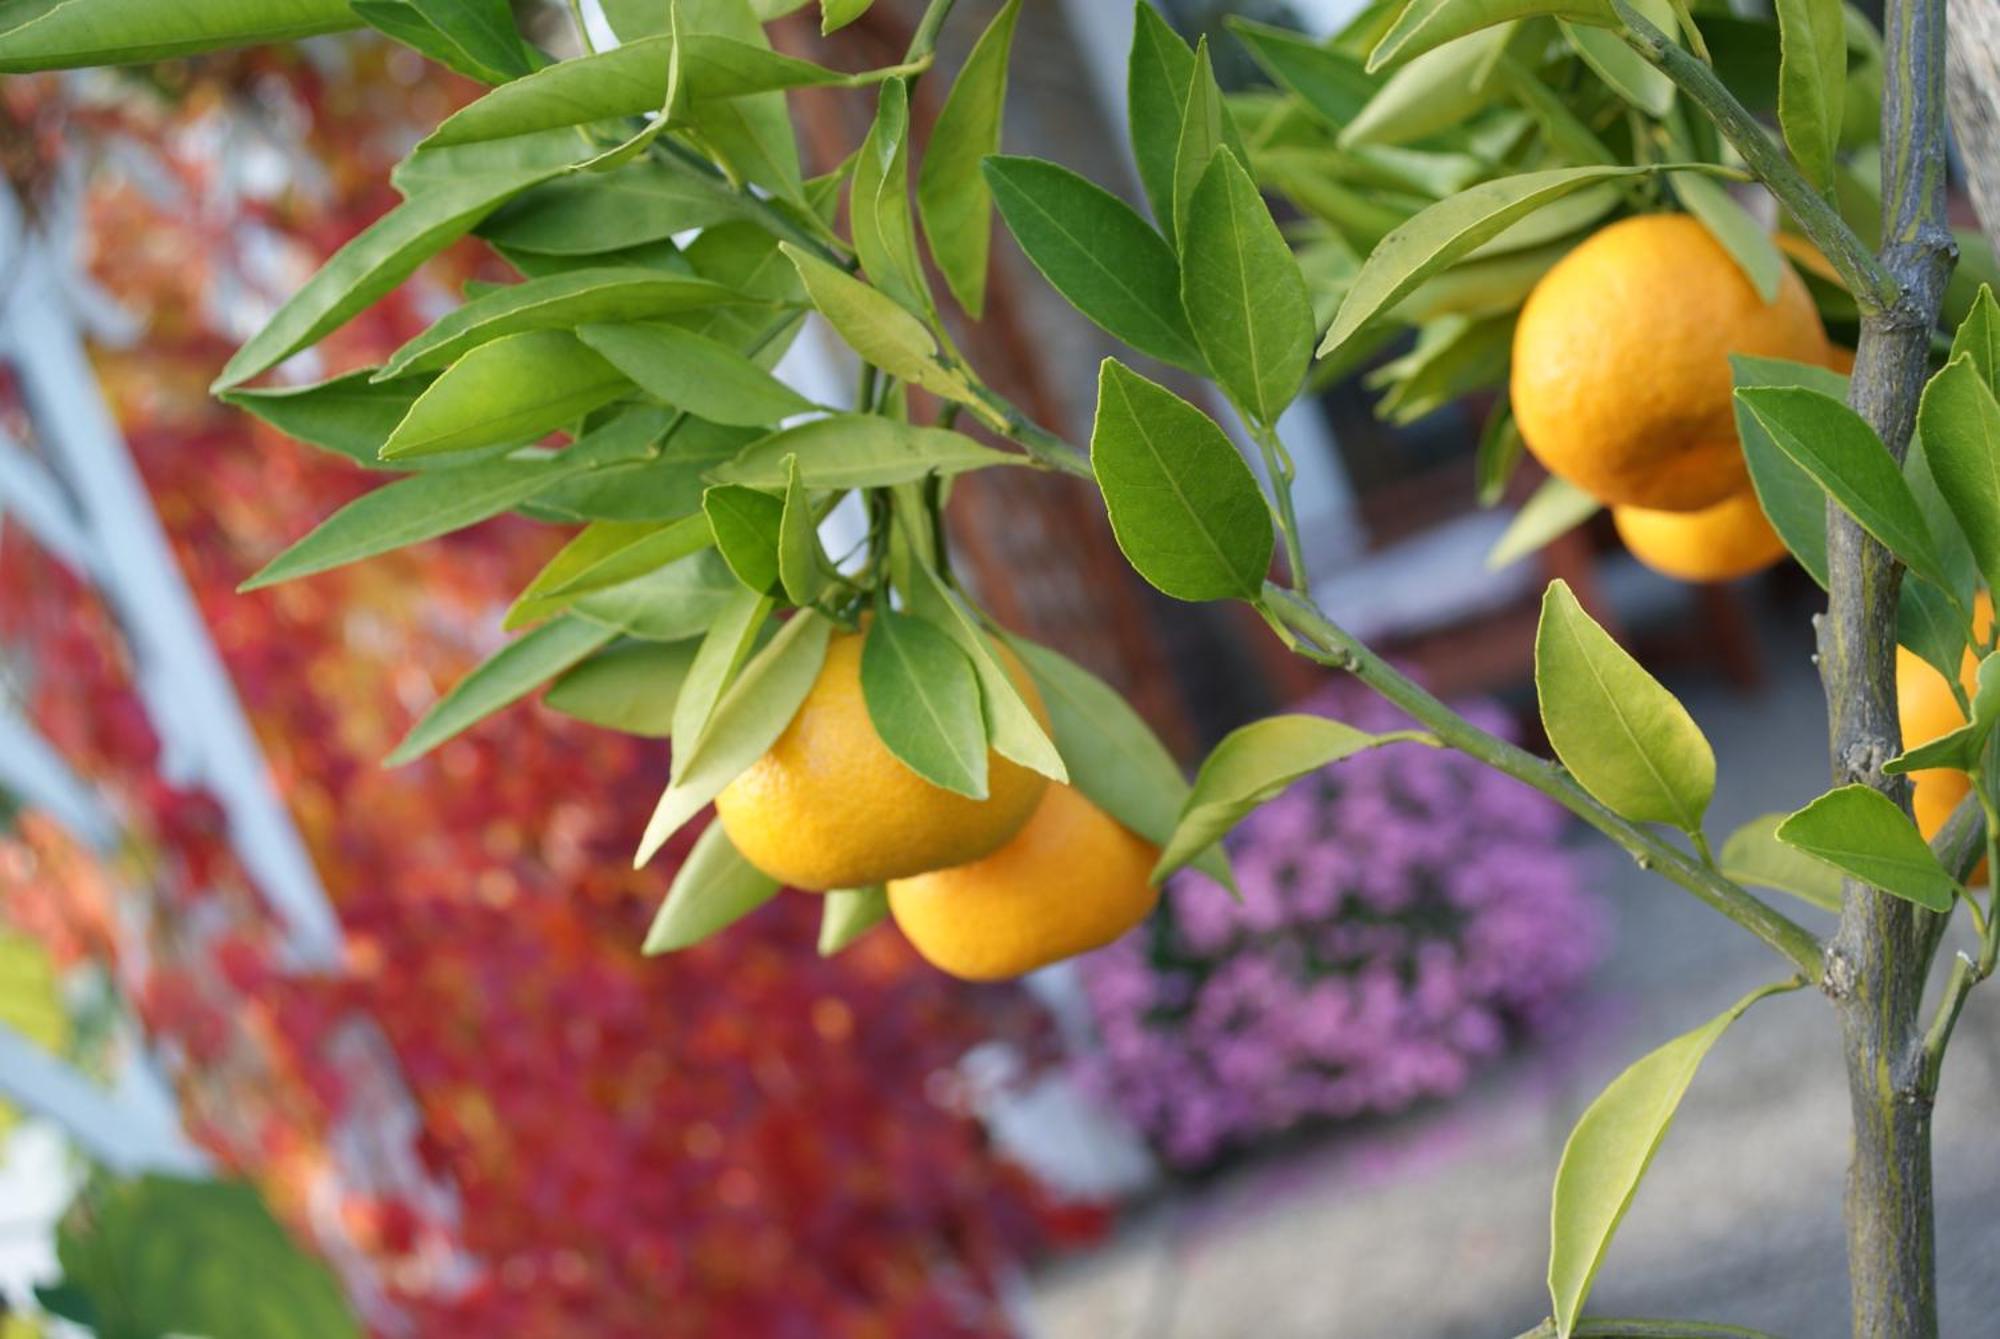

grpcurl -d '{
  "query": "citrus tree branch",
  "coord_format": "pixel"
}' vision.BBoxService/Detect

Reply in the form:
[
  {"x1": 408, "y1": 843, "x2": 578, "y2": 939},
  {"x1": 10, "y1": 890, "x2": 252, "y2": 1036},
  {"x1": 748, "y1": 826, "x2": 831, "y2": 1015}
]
[
  {"x1": 1810, "y1": 0, "x2": 1957, "y2": 1322},
  {"x1": 1612, "y1": 2, "x2": 1901, "y2": 313},
  {"x1": 1260, "y1": 584, "x2": 1826, "y2": 981},
  {"x1": 966, "y1": 372, "x2": 1826, "y2": 980}
]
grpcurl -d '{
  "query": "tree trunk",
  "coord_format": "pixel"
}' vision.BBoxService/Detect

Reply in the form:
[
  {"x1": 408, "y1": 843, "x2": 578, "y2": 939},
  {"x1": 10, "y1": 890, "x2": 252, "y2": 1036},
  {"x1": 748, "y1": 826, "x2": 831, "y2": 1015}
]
[
  {"x1": 1947, "y1": 0, "x2": 2000, "y2": 257},
  {"x1": 1824, "y1": 0, "x2": 1956, "y2": 1335}
]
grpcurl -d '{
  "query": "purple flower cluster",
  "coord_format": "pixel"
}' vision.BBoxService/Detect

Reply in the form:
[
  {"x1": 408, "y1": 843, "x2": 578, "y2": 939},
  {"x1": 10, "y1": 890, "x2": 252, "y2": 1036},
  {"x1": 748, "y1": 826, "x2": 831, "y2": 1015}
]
[{"x1": 1074, "y1": 679, "x2": 1604, "y2": 1169}]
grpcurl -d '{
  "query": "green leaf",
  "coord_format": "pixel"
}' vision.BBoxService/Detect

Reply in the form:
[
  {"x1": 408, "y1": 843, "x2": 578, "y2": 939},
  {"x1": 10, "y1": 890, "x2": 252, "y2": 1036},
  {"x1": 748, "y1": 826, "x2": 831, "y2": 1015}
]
[
  {"x1": 389, "y1": 616, "x2": 615, "y2": 764},
  {"x1": 1476, "y1": 397, "x2": 1524, "y2": 506},
  {"x1": 862, "y1": 606, "x2": 989, "y2": 798},
  {"x1": 1564, "y1": 0, "x2": 1674, "y2": 116},
  {"x1": 817, "y1": 885, "x2": 888, "y2": 954},
  {"x1": 1128, "y1": 0, "x2": 1200, "y2": 234},
  {"x1": 1674, "y1": 173, "x2": 1785, "y2": 303},
  {"x1": 48, "y1": 1175, "x2": 359, "y2": 1339},
  {"x1": 916, "y1": 0, "x2": 1019, "y2": 316},
  {"x1": 1535, "y1": 578, "x2": 1716, "y2": 831},
  {"x1": 670, "y1": 586, "x2": 774, "y2": 781},
  {"x1": 508, "y1": 520, "x2": 676, "y2": 628},
  {"x1": 673, "y1": 0, "x2": 804, "y2": 202},
  {"x1": 1180, "y1": 151, "x2": 1314, "y2": 426},
  {"x1": 1899, "y1": 577, "x2": 1973, "y2": 697},
  {"x1": 534, "y1": 420, "x2": 760, "y2": 521},
  {"x1": 578, "y1": 321, "x2": 815, "y2": 427},
  {"x1": 1170, "y1": 40, "x2": 1249, "y2": 248},
  {"x1": 223, "y1": 371, "x2": 438, "y2": 471},
  {"x1": 351, "y1": 0, "x2": 529, "y2": 83},
  {"x1": 636, "y1": 609, "x2": 833, "y2": 864},
  {"x1": 1886, "y1": 652, "x2": 2000, "y2": 775},
  {"x1": 1548, "y1": 981, "x2": 1796, "y2": 1337},
  {"x1": 1735, "y1": 385, "x2": 1952, "y2": 590},
  {"x1": 1916, "y1": 355, "x2": 2000, "y2": 597},
  {"x1": 0, "y1": 0, "x2": 358, "y2": 71},
  {"x1": 1009, "y1": 636, "x2": 1233, "y2": 892},
  {"x1": 243, "y1": 451, "x2": 608, "y2": 589},
  {"x1": 476, "y1": 162, "x2": 746, "y2": 255},
  {"x1": 1719, "y1": 813, "x2": 1846, "y2": 913},
  {"x1": 545, "y1": 639, "x2": 698, "y2": 736},
  {"x1": 781, "y1": 245, "x2": 978, "y2": 401},
  {"x1": 1155, "y1": 714, "x2": 1425, "y2": 882},
  {"x1": 1371, "y1": 312, "x2": 1514, "y2": 426},
  {"x1": 1341, "y1": 24, "x2": 1515, "y2": 148},
  {"x1": 1090, "y1": 359, "x2": 1274, "y2": 602},
  {"x1": 984, "y1": 155, "x2": 1205, "y2": 372},
  {"x1": 1369, "y1": 0, "x2": 1615, "y2": 71},
  {"x1": 1318, "y1": 165, "x2": 1658, "y2": 362},
  {"x1": 574, "y1": 548, "x2": 746, "y2": 642},
  {"x1": 852, "y1": 78, "x2": 929, "y2": 315},
  {"x1": 1228, "y1": 18, "x2": 1379, "y2": 134},
  {"x1": 377, "y1": 270, "x2": 757, "y2": 381},
  {"x1": 1729, "y1": 353, "x2": 1844, "y2": 586},
  {"x1": 1947, "y1": 283, "x2": 2000, "y2": 392},
  {"x1": 510, "y1": 512, "x2": 713, "y2": 627},
  {"x1": 424, "y1": 33, "x2": 858, "y2": 146},
  {"x1": 1493, "y1": 54, "x2": 1619, "y2": 164},
  {"x1": 777, "y1": 455, "x2": 831, "y2": 605},
  {"x1": 711, "y1": 415, "x2": 1015, "y2": 488},
  {"x1": 1487, "y1": 476, "x2": 1600, "y2": 569},
  {"x1": 382, "y1": 330, "x2": 631, "y2": 460},
  {"x1": 1775, "y1": 0, "x2": 1846, "y2": 191},
  {"x1": 904, "y1": 568, "x2": 1066, "y2": 782},
  {"x1": 1776, "y1": 784, "x2": 1961, "y2": 912},
  {"x1": 214, "y1": 137, "x2": 587, "y2": 390},
  {"x1": 642, "y1": 821, "x2": 780, "y2": 953},
  {"x1": 704, "y1": 484, "x2": 786, "y2": 592},
  {"x1": 821, "y1": 0, "x2": 872, "y2": 33}
]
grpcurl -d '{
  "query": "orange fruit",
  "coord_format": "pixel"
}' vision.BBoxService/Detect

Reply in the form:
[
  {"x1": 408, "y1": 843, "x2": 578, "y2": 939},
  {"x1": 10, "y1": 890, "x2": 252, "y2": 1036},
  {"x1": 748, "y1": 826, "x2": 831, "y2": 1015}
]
[
  {"x1": 715, "y1": 630, "x2": 1049, "y2": 891},
  {"x1": 1897, "y1": 595, "x2": 1993, "y2": 843},
  {"x1": 1612, "y1": 489, "x2": 1788, "y2": 582},
  {"x1": 1511, "y1": 214, "x2": 1828, "y2": 512},
  {"x1": 886, "y1": 783, "x2": 1159, "y2": 981}
]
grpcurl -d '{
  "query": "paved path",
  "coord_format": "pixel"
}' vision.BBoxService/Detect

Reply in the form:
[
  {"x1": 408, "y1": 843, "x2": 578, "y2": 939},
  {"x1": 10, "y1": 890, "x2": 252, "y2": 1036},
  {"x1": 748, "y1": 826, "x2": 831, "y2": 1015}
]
[{"x1": 1026, "y1": 611, "x2": 2000, "y2": 1338}]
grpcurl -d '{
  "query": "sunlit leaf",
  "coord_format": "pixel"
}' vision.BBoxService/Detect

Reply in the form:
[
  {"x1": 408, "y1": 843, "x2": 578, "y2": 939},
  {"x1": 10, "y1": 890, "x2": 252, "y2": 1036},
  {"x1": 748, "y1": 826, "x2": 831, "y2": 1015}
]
[
  {"x1": 1535, "y1": 578, "x2": 1715, "y2": 832},
  {"x1": 1777, "y1": 785, "x2": 1961, "y2": 911}
]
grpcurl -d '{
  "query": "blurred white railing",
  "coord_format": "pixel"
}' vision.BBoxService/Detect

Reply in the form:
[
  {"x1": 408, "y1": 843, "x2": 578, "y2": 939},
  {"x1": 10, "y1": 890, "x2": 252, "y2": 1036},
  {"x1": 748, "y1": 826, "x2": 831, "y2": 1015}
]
[{"x1": 0, "y1": 179, "x2": 456, "y2": 1328}]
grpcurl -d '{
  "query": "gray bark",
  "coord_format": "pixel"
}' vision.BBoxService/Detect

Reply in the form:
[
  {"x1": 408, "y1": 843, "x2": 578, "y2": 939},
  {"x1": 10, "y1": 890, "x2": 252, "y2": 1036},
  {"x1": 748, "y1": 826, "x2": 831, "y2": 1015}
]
[{"x1": 1824, "y1": 0, "x2": 1958, "y2": 1334}]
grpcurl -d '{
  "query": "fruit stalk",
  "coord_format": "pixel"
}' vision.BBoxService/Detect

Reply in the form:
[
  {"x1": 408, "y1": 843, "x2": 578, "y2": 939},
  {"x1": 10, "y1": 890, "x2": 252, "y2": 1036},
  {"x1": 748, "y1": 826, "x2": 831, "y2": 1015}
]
[{"x1": 1817, "y1": 0, "x2": 1960, "y2": 1329}]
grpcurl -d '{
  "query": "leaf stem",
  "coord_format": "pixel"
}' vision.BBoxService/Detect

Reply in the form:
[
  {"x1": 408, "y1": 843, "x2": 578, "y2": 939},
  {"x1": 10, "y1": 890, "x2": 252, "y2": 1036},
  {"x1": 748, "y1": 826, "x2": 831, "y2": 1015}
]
[
  {"x1": 905, "y1": 0, "x2": 961, "y2": 63},
  {"x1": 1612, "y1": 1, "x2": 1900, "y2": 313},
  {"x1": 968, "y1": 384, "x2": 1094, "y2": 478},
  {"x1": 1249, "y1": 416, "x2": 1310, "y2": 596},
  {"x1": 1261, "y1": 583, "x2": 1825, "y2": 980},
  {"x1": 1917, "y1": 951, "x2": 1977, "y2": 1096}
]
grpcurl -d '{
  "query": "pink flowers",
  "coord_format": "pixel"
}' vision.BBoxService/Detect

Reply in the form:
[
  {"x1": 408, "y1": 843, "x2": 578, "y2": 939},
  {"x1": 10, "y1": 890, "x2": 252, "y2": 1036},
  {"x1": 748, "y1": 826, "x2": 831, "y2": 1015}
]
[{"x1": 1075, "y1": 680, "x2": 1603, "y2": 1168}]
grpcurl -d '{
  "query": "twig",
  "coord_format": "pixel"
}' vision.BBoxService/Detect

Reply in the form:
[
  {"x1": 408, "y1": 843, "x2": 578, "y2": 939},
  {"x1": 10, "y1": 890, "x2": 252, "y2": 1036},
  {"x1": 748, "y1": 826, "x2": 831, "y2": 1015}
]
[
  {"x1": 1261, "y1": 584, "x2": 1825, "y2": 980},
  {"x1": 1612, "y1": 1, "x2": 1900, "y2": 313}
]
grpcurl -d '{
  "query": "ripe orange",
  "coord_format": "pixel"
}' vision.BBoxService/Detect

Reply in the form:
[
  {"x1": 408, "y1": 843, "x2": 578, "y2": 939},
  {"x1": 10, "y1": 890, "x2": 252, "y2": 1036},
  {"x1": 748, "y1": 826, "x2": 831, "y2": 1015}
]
[
  {"x1": 1896, "y1": 595, "x2": 1993, "y2": 843},
  {"x1": 1511, "y1": 214, "x2": 1828, "y2": 512},
  {"x1": 886, "y1": 783, "x2": 1159, "y2": 981},
  {"x1": 1612, "y1": 489, "x2": 1788, "y2": 582},
  {"x1": 715, "y1": 630, "x2": 1049, "y2": 891}
]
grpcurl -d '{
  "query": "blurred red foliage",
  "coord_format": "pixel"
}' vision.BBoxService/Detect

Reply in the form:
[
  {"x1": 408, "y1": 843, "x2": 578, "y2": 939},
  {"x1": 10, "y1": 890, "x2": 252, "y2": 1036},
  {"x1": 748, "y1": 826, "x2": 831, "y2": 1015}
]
[{"x1": 0, "y1": 38, "x2": 1088, "y2": 1337}]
